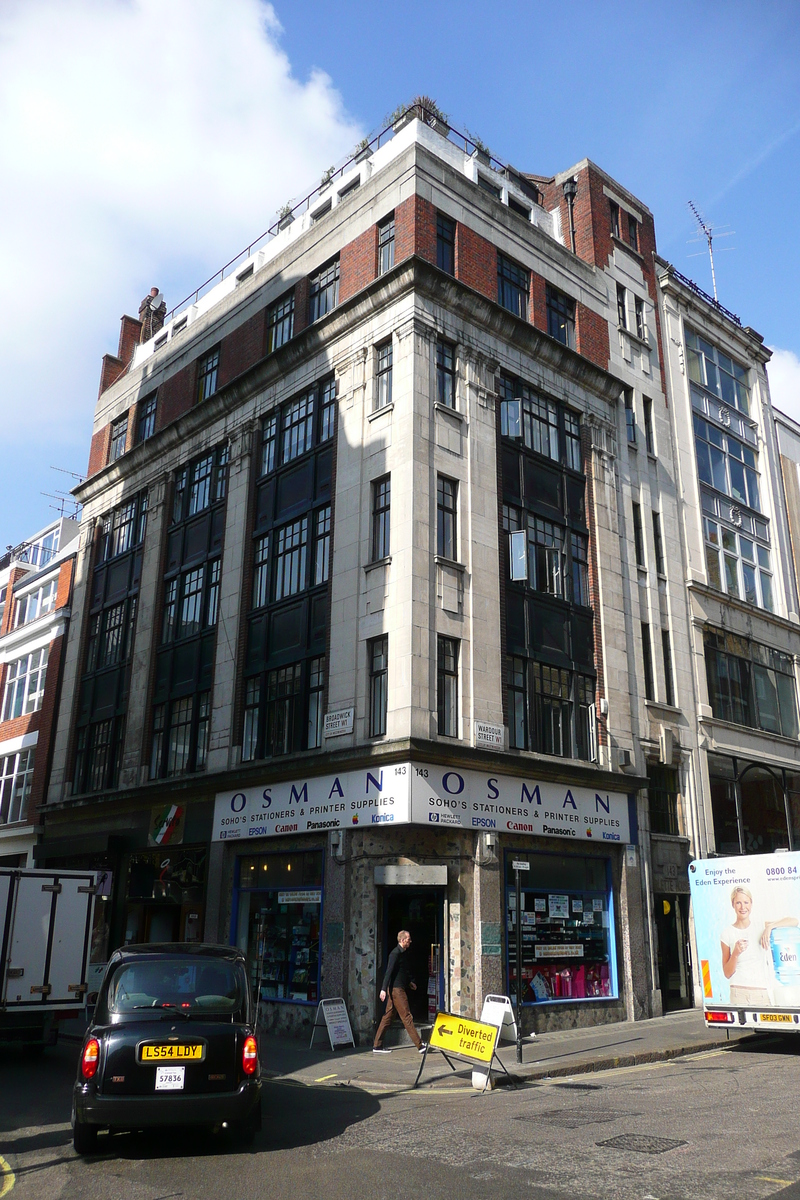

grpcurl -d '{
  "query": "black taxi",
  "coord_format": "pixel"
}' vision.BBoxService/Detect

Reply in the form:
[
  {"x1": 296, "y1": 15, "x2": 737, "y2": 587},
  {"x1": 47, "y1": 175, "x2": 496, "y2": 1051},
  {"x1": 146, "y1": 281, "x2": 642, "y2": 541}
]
[{"x1": 72, "y1": 943, "x2": 261, "y2": 1154}]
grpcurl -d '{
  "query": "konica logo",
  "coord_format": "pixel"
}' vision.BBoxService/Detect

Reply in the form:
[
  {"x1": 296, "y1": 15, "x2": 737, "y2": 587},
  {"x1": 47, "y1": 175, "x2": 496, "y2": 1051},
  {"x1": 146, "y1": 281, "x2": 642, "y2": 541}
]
[
  {"x1": 372, "y1": 814, "x2": 394, "y2": 824},
  {"x1": 472, "y1": 817, "x2": 496, "y2": 828},
  {"x1": 602, "y1": 831, "x2": 621, "y2": 841}
]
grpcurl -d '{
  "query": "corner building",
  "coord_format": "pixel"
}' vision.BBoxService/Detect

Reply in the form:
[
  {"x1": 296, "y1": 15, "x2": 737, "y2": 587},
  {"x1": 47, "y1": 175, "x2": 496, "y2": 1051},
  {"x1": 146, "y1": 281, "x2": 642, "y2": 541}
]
[{"x1": 44, "y1": 109, "x2": 692, "y2": 1039}]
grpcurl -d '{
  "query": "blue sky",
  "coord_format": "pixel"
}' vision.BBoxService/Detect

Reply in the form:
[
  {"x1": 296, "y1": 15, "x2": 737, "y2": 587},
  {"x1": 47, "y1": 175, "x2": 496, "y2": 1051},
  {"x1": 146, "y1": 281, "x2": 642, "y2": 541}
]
[{"x1": 1, "y1": 0, "x2": 798, "y2": 548}]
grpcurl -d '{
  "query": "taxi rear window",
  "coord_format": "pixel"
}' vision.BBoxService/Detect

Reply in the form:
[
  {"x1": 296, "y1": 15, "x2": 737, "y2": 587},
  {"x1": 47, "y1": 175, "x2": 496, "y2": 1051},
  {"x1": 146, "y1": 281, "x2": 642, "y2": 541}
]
[{"x1": 106, "y1": 959, "x2": 242, "y2": 1015}]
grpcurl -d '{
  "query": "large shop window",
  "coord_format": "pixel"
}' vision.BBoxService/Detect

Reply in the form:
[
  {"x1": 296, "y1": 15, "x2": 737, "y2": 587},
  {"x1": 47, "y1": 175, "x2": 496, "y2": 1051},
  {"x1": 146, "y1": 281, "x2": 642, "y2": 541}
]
[
  {"x1": 704, "y1": 629, "x2": 798, "y2": 739},
  {"x1": 243, "y1": 379, "x2": 334, "y2": 762},
  {"x1": 709, "y1": 754, "x2": 800, "y2": 856},
  {"x1": 235, "y1": 850, "x2": 323, "y2": 1005},
  {"x1": 505, "y1": 852, "x2": 618, "y2": 1003},
  {"x1": 72, "y1": 490, "x2": 148, "y2": 795}
]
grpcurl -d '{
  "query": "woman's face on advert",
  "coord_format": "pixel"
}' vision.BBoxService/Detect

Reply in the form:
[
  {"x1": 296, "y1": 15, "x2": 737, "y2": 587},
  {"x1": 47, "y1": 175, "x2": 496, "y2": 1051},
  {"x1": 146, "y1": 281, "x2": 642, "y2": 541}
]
[{"x1": 733, "y1": 892, "x2": 752, "y2": 920}]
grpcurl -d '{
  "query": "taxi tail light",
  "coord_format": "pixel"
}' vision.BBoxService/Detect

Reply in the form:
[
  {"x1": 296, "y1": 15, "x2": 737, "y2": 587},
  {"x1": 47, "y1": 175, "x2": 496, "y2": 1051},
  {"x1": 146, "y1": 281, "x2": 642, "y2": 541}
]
[
  {"x1": 242, "y1": 1035, "x2": 258, "y2": 1075},
  {"x1": 81, "y1": 1037, "x2": 100, "y2": 1079},
  {"x1": 706, "y1": 1010, "x2": 734, "y2": 1024}
]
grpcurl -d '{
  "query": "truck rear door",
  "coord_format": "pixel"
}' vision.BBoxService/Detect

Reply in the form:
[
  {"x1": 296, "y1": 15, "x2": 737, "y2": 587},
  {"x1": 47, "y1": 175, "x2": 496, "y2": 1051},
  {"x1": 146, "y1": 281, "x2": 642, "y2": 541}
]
[
  {"x1": 47, "y1": 875, "x2": 94, "y2": 1003},
  {"x1": 2, "y1": 874, "x2": 51, "y2": 1005}
]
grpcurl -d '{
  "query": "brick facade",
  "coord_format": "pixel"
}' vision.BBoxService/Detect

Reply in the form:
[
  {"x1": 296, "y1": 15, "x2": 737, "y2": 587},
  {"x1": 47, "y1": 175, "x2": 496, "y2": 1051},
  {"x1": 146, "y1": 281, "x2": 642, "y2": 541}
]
[
  {"x1": 576, "y1": 303, "x2": 611, "y2": 371},
  {"x1": 218, "y1": 309, "x2": 268, "y2": 390},
  {"x1": 87, "y1": 423, "x2": 112, "y2": 477},
  {"x1": 339, "y1": 225, "x2": 378, "y2": 303},
  {"x1": 156, "y1": 362, "x2": 197, "y2": 432},
  {"x1": 455, "y1": 222, "x2": 496, "y2": 302}
]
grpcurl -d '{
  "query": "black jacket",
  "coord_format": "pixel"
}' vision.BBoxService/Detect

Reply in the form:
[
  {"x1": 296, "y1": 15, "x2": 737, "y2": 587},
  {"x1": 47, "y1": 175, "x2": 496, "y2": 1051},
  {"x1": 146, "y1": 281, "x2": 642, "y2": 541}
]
[{"x1": 381, "y1": 944, "x2": 414, "y2": 993}]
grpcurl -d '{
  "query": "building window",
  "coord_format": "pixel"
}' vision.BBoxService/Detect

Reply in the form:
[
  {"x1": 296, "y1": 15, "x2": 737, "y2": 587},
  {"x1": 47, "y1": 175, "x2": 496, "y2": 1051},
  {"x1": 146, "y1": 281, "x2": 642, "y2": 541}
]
[
  {"x1": 565, "y1": 411, "x2": 581, "y2": 471},
  {"x1": 375, "y1": 340, "x2": 393, "y2": 411},
  {"x1": 75, "y1": 718, "x2": 123, "y2": 794},
  {"x1": 437, "y1": 636, "x2": 459, "y2": 737},
  {"x1": 242, "y1": 678, "x2": 260, "y2": 762},
  {"x1": 436, "y1": 341, "x2": 456, "y2": 408},
  {"x1": 498, "y1": 253, "x2": 529, "y2": 320},
  {"x1": 261, "y1": 415, "x2": 277, "y2": 476},
  {"x1": 662, "y1": 630, "x2": 675, "y2": 706},
  {"x1": 499, "y1": 377, "x2": 560, "y2": 461},
  {"x1": 253, "y1": 535, "x2": 270, "y2": 609},
  {"x1": 648, "y1": 765, "x2": 679, "y2": 836},
  {"x1": 546, "y1": 285, "x2": 575, "y2": 348},
  {"x1": 110, "y1": 415, "x2": 128, "y2": 461},
  {"x1": 641, "y1": 622, "x2": 655, "y2": 701},
  {"x1": 505, "y1": 658, "x2": 595, "y2": 760},
  {"x1": 686, "y1": 327, "x2": 750, "y2": 415},
  {"x1": 2, "y1": 648, "x2": 48, "y2": 721},
  {"x1": 628, "y1": 213, "x2": 639, "y2": 251},
  {"x1": 308, "y1": 258, "x2": 340, "y2": 323},
  {"x1": 197, "y1": 347, "x2": 220, "y2": 404},
  {"x1": 704, "y1": 518, "x2": 773, "y2": 610},
  {"x1": 632, "y1": 501, "x2": 645, "y2": 567},
  {"x1": 313, "y1": 506, "x2": 331, "y2": 586},
  {"x1": 571, "y1": 532, "x2": 589, "y2": 606},
  {"x1": 307, "y1": 657, "x2": 325, "y2": 750},
  {"x1": 137, "y1": 394, "x2": 157, "y2": 443},
  {"x1": 267, "y1": 291, "x2": 295, "y2": 353},
  {"x1": 266, "y1": 664, "x2": 303, "y2": 757},
  {"x1": 171, "y1": 448, "x2": 227, "y2": 525},
  {"x1": 624, "y1": 387, "x2": 636, "y2": 444},
  {"x1": 527, "y1": 516, "x2": 564, "y2": 596},
  {"x1": 0, "y1": 749, "x2": 35, "y2": 825},
  {"x1": 643, "y1": 397, "x2": 654, "y2": 455},
  {"x1": 616, "y1": 284, "x2": 627, "y2": 330},
  {"x1": 371, "y1": 477, "x2": 391, "y2": 561},
  {"x1": 652, "y1": 511, "x2": 665, "y2": 575},
  {"x1": 282, "y1": 393, "x2": 315, "y2": 465},
  {"x1": 151, "y1": 691, "x2": 211, "y2": 778},
  {"x1": 609, "y1": 201, "x2": 620, "y2": 239},
  {"x1": 319, "y1": 378, "x2": 336, "y2": 443},
  {"x1": 704, "y1": 629, "x2": 798, "y2": 738},
  {"x1": 436, "y1": 214, "x2": 455, "y2": 275},
  {"x1": 694, "y1": 414, "x2": 760, "y2": 512},
  {"x1": 635, "y1": 297, "x2": 645, "y2": 340},
  {"x1": 368, "y1": 636, "x2": 388, "y2": 737},
  {"x1": 14, "y1": 579, "x2": 57, "y2": 628},
  {"x1": 378, "y1": 215, "x2": 395, "y2": 275},
  {"x1": 274, "y1": 517, "x2": 309, "y2": 601},
  {"x1": 533, "y1": 663, "x2": 572, "y2": 757},
  {"x1": 99, "y1": 492, "x2": 148, "y2": 562},
  {"x1": 437, "y1": 477, "x2": 457, "y2": 560}
]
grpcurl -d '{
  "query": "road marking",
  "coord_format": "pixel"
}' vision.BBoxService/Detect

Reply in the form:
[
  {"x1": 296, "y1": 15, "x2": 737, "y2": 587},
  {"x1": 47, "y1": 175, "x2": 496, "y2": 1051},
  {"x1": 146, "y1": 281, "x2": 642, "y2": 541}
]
[
  {"x1": 0, "y1": 1154, "x2": 15, "y2": 1196},
  {"x1": 754, "y1": 1178, "x2": 793, "y2": 1186},
  {"x1": 314, "y1": 1074, "x2": 338, "y2": 1081}
]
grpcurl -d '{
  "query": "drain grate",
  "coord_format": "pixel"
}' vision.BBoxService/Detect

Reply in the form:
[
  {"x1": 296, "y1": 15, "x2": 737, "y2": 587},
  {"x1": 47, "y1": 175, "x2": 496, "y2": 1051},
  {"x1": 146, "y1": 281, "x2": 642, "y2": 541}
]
[
  {"x1": 597, "y1": 1134, "x2": 688, "y2": 1155},
  {"x1": 517, "y1": 1109, "x2": 631, "y2": 1130}
]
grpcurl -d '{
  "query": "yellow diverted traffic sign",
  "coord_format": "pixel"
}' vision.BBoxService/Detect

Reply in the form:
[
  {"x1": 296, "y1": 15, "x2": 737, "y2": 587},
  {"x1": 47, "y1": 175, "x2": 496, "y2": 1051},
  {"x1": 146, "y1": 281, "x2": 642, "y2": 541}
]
[{"x1": 429, "y1": 1012, "x2": 500, "y2": 1066}]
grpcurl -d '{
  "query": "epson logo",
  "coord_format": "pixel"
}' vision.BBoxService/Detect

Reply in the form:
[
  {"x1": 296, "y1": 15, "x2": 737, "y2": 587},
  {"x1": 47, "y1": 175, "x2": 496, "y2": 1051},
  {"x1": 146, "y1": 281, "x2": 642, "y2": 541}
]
[{"x1": 472, "y1": 817, "x2": 496, "y2": 828}]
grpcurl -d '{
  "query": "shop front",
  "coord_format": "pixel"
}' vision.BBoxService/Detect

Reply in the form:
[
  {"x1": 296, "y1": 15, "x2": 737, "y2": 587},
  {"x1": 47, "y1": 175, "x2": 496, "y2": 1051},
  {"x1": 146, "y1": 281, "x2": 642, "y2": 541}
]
[{"x1": 213, "y1": 758, "x2": 643, "y2": 1042}]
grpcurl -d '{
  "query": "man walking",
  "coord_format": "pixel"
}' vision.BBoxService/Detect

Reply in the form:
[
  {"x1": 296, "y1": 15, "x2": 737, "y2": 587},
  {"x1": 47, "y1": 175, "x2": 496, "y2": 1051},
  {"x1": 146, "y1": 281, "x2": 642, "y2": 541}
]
[{"x1": 373, "y1": 930, "x2": 428, "y2": 1054}]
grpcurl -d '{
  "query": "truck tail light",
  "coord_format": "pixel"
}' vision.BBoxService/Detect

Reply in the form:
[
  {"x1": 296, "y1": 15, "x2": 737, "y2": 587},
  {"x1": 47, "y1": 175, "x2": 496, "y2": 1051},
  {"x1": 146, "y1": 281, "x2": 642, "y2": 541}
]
[
  {"x1": 706, "y1": 1010, "x2": 734, "y2": 1024},
  {"x1": 81, "y1": 1038, "x2": 100, "y2": 1079},
  {"x1": 242, "y1": 1035, "x2": 258, "y2": 1075}
]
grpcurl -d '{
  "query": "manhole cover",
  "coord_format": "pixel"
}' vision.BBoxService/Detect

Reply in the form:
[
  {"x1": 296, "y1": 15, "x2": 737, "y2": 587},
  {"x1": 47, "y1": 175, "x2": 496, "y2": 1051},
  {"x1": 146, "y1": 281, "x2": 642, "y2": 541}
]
[
  {"x1": 517, "y1": 1109, "x2": 630, "y2": 1130},
  {"x1": 597, "y1": 1134, "x2": 688, "y2": 1155}
]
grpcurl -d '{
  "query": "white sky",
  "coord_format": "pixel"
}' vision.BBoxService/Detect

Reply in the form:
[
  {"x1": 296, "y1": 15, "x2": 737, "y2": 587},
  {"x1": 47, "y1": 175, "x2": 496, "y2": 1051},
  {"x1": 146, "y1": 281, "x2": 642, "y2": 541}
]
[{"x1": 0, "y1": 0, "x2": 361, "y2": 542}]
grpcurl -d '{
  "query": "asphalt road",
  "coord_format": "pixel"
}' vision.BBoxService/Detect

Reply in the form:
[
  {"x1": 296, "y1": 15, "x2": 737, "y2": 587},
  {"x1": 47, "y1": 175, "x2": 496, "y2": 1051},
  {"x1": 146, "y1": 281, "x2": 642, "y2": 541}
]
[{"x1": 3, "y1": 1037, "x2": 800, "y2": 1200}]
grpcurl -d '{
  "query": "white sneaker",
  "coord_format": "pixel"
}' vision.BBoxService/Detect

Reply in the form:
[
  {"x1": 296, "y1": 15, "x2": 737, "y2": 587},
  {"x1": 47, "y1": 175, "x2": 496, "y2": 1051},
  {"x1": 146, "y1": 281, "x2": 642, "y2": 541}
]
[
  {"x1": 372, "y1": 1047, "x2": 391, "y2": 1054},
  {"x1": 418, "y1": 1042, "x2": 428, "y2": 1054}
]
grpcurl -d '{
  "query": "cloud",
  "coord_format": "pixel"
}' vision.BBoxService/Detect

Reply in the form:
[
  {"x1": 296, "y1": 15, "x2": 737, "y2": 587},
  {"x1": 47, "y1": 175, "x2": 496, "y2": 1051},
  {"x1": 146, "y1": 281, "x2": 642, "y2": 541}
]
[
  {"x1": 0, "y1": 0, "x2": 362, "y2": 456},
  {"x1": 767, "y1": 348, "x2": 800, "y2": 424}
]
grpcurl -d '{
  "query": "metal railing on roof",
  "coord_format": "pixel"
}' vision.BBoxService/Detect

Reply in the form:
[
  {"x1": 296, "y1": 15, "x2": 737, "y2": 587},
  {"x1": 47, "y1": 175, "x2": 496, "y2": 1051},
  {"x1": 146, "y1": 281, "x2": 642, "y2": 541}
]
[
  {"x1": 163, "y1": 104, "x2": 538, "y2": 324},
  {"x1": 665, "y1": 265, "x2": 742, "y2": 327}
]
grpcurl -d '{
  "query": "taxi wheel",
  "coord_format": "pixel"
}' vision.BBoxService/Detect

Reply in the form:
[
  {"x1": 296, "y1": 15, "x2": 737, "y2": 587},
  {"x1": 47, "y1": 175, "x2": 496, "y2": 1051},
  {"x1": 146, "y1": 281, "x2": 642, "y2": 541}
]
[{"x1": 73, "y1": 1118, "x2": 98, "y2": 1155}]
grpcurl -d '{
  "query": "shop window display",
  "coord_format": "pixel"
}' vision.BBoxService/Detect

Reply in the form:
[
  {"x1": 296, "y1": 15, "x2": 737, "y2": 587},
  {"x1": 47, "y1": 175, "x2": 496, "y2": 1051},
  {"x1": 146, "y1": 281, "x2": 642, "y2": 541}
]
[
  {"x1": 505, "y1": 852, "x2": 617, "y2": 1003},
  {"x1": 236, "y1": 851, "x2": 323, "y2": 1005}
]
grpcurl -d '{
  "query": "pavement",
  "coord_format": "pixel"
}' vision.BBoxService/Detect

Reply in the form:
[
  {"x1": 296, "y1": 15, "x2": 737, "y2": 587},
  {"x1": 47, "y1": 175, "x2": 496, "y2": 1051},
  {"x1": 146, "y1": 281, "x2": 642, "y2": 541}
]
[{"x1": 254, "y1": 1007, "x2": 758, "y2": 1092}]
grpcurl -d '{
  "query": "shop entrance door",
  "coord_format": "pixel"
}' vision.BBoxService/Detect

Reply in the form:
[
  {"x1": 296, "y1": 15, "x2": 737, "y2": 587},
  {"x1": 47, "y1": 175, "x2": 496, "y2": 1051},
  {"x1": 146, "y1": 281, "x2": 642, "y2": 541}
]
[
  {"x1": 381, "y1": 889, "x2": 443, "y2": 1025},
  {"x1": 654, "y1": 894, "x2": 692, "y2": 1011}
]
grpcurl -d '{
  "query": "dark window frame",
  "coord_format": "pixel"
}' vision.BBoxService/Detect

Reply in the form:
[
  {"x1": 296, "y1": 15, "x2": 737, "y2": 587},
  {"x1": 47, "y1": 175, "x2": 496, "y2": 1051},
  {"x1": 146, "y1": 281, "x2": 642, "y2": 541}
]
[
  {"x1": 546, "y1": 284, "x2": 575, "y2": 348},
  {"x1": 197, "y1": 347, "x2": 220, "y2": 404},
  {"x1": 498, "y1": 253, "x2": 529, "y2": 320},
  {"x1": 371, "y1": 476, "x2": 391, "y2": 561},
  {"x1": 368, "y1": 636, "x2": 388, "y2": 738},
  {"x1": 437, "y1": 635, "x2": 459, "y2": 738},
  {"x1": 436, "y1": 213, "x2": 455, "y2": 275}
]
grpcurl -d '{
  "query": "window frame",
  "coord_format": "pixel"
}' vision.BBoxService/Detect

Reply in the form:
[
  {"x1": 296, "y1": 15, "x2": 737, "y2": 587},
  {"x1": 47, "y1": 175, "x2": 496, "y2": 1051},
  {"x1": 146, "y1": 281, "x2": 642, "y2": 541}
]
[
  {"x1": 308, "y1": 258, "x2": 340, "y2": 323},
  {"x1": 436, "y1": 340, "x2": 456, "y2": 409},
  {"x1": 545, "y1": 284, "x2": 575, "y2": 348},
  {"x1": 436, "y1": 213, "x2": 455, "y2": 276},
  {"x1": 375, "y1": 340, "x2": 393, "y2": 411},
  {"x1": 371, "y1": 476, "x2": 391, "y2": 562},
  {"x1": 197, "y1": 347, "x2": 220, "y2": 405},
  {"x1": 437, "y1": 635, "x2": 459, "y2": 738},
  {"x1": 498, "y1": 253, "x2": 529, "y2": 321},
  {"x1": 377, "y1": 214, "x2": 395, "y2": 276},
  {"x1": 368, "y1": 636, "x2": 388, "y2": 738},
  {"x1": 267, "y1": 290, "x2": 295, "y2": 354},
  {"x1": 137, "y1": 394, "x2": 157, "y2": 444},
  {"x1": 437, "y1": 476, "x2": 458, "y2": 561}
]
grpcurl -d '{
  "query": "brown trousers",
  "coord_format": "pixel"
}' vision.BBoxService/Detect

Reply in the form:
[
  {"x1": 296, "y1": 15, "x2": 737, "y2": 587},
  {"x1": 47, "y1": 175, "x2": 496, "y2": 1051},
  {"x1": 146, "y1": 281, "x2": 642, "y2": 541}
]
[{"x1": 373, "y1": 986, "x2": 422, "y2": 1049}]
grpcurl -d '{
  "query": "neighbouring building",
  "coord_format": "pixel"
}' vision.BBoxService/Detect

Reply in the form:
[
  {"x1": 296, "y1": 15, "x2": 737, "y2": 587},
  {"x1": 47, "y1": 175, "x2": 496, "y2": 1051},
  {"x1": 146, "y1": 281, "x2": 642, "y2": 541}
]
[
  {"x1": 0, "y1": 518, "x2": 79, "y2": 865},
  {"x1": 39, "y1": 102, "x2": 800, "y2": 1040}
]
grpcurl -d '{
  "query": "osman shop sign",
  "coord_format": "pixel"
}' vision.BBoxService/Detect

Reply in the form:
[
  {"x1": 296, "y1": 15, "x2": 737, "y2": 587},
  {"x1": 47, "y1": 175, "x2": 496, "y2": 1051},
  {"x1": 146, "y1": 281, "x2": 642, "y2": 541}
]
[{"x1": 213, "y1": 763, "x2": 630, "y2": 844}]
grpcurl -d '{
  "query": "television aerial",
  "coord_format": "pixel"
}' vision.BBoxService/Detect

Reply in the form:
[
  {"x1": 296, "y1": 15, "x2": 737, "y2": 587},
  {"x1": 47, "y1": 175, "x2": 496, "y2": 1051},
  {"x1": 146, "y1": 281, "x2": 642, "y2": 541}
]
[{"x1": 687, "y1": 201, "x2": 735, "y2": 302}]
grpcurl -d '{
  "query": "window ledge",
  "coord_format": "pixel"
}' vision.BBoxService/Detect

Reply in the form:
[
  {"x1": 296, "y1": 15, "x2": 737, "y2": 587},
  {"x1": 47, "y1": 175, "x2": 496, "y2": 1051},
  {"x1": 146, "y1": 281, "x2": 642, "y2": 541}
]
[
  {"x1": 636, "y1": 564, "x2": 648, "y2": 576},
  {"x1": 619, "y1": 325, "x2": 650, "y2": 350},
  {"x1": 435, "y1": 555, "x2": 465, "y2": 573},
  {"x1": 647, "y1": 452, "x2": 658, "y2": 464},
  {"x1": 368, "y1": 402, "x2": 393, "y2": 423},
  {"x1": 434, "y1": 401, "x2": 464, "y2": 422},
  {"x1": 644, "y1": 700, "x2": 683, "y2": 717},
  {"x1": 364, "y1": 556, "x2": 391, "y2": 574},
  {"x1": 611, "y1": 234, "x2": 644, "y2": 263},
  {"x1": 657, "y1": 572, "x2": 667, "y2": 582},
  {"x1": 697, "y1": 713, "x2": 799, "y2": 746},
  {"x1": 627, "y1": 439, "x2": 638, "y2": 451}
]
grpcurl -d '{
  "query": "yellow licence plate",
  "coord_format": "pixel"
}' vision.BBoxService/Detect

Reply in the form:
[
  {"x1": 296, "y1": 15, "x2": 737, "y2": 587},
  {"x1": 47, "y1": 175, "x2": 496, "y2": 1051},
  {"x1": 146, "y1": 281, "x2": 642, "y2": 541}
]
[
  {"x1": 141, "y1": 1044, "x2": 203, "y2": 1061},
  {"x1": 759, "y1": 1013, "x2": 793, "y2": 1024}
]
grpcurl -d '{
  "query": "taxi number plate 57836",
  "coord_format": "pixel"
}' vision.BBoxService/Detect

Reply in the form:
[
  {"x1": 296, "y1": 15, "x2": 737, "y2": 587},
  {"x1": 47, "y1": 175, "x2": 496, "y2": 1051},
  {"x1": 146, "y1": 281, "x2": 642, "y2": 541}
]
[{"x1": 155, "y1": 1066, "x2": 185, "y2": 1091}]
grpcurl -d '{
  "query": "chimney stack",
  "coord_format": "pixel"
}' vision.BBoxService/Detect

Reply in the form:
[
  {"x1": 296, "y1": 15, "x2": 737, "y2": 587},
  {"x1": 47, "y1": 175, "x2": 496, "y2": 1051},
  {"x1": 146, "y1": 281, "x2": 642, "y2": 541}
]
[{"x1": 139, "y1": 287, "x2": 167, "y2": 343}]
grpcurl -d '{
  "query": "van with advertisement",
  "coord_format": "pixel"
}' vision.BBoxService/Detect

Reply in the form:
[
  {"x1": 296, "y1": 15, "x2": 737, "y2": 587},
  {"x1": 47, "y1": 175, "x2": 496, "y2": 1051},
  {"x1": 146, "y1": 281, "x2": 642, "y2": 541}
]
[{"x1": 689, "y1": 850, "x2": 800, "y2": 1033}]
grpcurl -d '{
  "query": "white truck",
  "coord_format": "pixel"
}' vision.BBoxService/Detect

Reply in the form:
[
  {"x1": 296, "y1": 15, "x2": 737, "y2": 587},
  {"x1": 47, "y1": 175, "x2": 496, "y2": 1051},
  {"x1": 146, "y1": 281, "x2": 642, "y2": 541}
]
[
  {"x1": 0, "y1": 868, "x2": 97, "y2": 1049},
  {"x1": 689, "y1": 850, "x2": 800, "y2": 1034}
]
